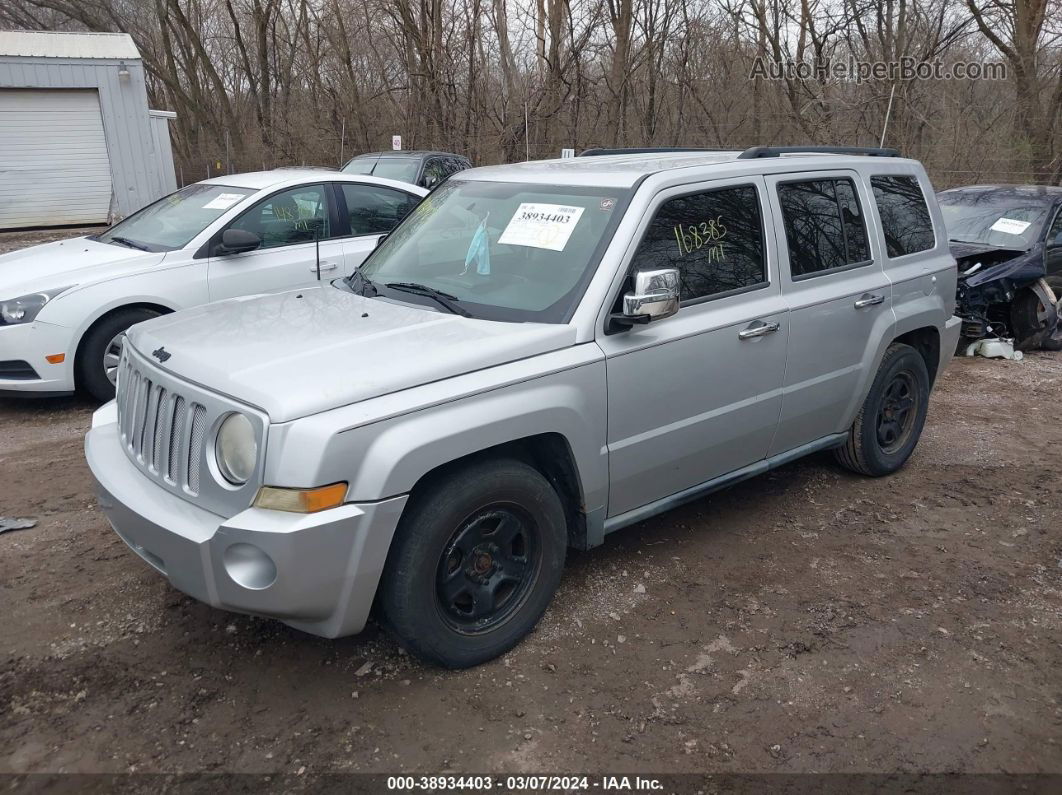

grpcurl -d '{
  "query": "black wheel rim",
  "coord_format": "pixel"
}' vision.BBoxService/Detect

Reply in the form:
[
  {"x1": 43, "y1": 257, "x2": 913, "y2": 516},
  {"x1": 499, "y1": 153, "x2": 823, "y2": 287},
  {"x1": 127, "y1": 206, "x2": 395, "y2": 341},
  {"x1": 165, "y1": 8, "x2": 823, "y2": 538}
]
[
  {"x1": 435, "y1": 504, "x2": 539, "y2": 634},
  {"x1": 876, "y1": 371, "x2": 918, "y2": 454}
]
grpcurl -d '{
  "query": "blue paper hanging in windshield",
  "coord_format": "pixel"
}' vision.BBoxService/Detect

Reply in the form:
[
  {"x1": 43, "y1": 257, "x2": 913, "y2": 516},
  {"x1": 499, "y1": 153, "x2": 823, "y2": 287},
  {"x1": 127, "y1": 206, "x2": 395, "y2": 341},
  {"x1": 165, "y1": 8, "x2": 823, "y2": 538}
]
[{"x1": 465, "y1": 216, "x2": 491, "y2": 275}]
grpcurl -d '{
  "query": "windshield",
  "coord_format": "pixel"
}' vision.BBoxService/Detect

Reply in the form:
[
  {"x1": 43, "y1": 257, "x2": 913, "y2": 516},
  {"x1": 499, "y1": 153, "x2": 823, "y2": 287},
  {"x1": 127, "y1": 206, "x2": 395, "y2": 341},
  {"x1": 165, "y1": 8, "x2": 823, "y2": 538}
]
[
  {"x1": 342, "y1": 156, "x2": 420, "y2": 184},
  {"x1": 938, "y1": 194, "x2": 1050, "y2": 249},
  {"x1": 97, "y1": 183, "x2": 254, "y2": 252},
  {"x1": 354, "y1": 180, "x2": 628, "y2": 323}
]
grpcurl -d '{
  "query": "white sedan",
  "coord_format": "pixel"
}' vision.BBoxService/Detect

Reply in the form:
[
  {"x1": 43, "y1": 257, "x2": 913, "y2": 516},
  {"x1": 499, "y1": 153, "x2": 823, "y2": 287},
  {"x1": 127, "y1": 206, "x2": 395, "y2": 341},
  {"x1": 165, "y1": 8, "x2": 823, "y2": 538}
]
[{"x1": 0, "y1": 169, "x2": 426, "y2": 400}]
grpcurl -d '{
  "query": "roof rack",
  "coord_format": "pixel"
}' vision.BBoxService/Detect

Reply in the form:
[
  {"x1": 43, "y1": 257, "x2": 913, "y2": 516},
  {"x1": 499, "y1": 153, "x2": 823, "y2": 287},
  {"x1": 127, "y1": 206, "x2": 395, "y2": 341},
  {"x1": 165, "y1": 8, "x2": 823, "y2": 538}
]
[
  {"x1": 577, "y1": 147, "x2": 729, "y2": 157},
  {"x1": 737, "y1": 145, "x2": 900, "y2": 159}
]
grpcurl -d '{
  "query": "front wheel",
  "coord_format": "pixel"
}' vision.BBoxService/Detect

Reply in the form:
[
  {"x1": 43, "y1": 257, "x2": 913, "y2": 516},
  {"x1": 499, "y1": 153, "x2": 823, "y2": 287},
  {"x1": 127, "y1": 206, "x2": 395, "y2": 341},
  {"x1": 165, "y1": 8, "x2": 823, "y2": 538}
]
[
  {"x1": 377, "y1": 457, "x2": 567, "y2": 668},
  {"x1": 76, "y1": 308, "x2": 160, "y2": 402},
  {"x1": 835, "y1": 342, "x2": 930, "y2": 477}
]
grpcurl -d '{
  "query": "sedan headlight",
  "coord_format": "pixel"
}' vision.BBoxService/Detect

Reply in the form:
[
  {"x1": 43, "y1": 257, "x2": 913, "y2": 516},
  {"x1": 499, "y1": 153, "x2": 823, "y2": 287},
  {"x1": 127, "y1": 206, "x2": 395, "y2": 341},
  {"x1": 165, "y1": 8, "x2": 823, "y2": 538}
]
[
  {"x1": 0, "y1": 286, "x2": 74, "y2": 325},
  {"x1": 215, "y1": 413, "x2": 258, "y2": 485}
]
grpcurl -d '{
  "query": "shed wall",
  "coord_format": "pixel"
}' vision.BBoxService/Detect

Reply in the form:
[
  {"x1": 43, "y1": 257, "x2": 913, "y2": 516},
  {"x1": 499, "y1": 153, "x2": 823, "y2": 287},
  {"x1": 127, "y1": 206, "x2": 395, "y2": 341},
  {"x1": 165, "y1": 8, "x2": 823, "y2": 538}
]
[{"x1": 0, "y1": 55, "x2": 172, "y2": 221}]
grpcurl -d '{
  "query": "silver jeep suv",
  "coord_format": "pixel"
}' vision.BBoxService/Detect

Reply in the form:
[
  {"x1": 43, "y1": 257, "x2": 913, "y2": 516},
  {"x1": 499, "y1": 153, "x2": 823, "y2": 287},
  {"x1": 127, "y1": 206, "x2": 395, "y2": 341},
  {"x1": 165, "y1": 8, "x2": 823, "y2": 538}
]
[{"x1": 86, "y1": 146, "x2": 961, "y2": 667}]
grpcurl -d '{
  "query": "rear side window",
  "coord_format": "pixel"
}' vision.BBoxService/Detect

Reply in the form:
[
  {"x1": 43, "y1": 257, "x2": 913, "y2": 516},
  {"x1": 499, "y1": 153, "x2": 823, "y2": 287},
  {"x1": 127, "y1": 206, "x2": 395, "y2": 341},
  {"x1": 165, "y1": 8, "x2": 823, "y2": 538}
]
[
  {"x1": 629, "y1": 185, "x2": 766, "y2": 302},
  {"x1": 340, "y1": 183, "x2": 419, "y2": 235},
  {"x1": 871, "y1": 176, "x2": 935, "y2": 257},
  {"x1": 778, "y1": 178, "x2": 870, "y2": 278}
]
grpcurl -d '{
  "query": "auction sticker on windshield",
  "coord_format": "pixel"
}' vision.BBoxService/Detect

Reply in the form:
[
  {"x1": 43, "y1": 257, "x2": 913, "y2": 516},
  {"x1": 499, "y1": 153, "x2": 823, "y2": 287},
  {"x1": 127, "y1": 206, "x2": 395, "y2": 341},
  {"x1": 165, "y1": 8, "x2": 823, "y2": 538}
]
[
  {"x1": 989, "y1": 217, "x2": 1032, "y2": 235},
  {"x1": 499, "y1": 203, "x2": 585, "y2": 251},
  {"x1": 203, "y1": 193, "x2": 246, "y2": 211}
]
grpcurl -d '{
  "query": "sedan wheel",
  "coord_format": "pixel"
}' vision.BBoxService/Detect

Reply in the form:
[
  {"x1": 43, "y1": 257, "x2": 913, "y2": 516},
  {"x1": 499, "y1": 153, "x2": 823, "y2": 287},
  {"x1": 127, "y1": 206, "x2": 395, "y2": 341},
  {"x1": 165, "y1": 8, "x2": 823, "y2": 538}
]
[{"x1": 103, "y1": 332, "x2": 126, "y2": 386}]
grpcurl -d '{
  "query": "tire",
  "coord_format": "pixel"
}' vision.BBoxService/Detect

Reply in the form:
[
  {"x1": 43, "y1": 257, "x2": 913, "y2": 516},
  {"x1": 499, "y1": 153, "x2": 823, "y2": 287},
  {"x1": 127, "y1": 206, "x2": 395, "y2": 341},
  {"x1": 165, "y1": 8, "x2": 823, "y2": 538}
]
[
  {"x1": 377, "y1": 457, "x2": 567, "y2": 668},
  {"x1": 1010, "y1": 284, "x2": 1056, "y2": 350},
  {"x1": 76, "y1": 308, "x2": 160, "y2": 402},
  {"x1": 834, "y1": 342, "x2": 930, "y2": 477}
]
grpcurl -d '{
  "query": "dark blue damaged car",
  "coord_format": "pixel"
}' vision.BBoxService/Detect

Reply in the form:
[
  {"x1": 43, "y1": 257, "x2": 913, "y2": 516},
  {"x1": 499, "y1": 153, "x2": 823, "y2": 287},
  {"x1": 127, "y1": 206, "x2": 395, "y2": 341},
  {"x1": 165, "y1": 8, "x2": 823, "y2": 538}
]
[{"x1": 938, "y1": 184, "x2": 1062, "y2": 350}]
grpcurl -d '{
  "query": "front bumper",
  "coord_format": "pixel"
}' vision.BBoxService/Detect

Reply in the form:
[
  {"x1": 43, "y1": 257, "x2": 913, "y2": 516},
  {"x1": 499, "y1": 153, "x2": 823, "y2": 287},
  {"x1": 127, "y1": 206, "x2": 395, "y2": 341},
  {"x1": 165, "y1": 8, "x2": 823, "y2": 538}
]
[
  {"x1": 0, "y1": 320, "x2": 76, "y2": 395},
  {"x1": 86, "y1": 416, "x2": 408, "y2": 638}
]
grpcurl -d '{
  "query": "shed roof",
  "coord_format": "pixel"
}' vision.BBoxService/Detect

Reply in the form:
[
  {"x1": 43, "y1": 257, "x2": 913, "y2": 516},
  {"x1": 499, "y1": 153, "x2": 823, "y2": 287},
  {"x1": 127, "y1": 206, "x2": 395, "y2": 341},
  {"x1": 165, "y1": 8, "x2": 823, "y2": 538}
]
[{"x1": 0, "y1": 30, "x2": 140, "y2": 60}]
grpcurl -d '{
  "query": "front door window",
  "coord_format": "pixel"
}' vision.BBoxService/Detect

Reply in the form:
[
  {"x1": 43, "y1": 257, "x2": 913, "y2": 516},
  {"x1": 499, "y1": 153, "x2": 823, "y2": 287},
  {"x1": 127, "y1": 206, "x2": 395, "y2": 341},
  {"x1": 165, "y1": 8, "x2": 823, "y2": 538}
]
[{"x1": 227, "y1": 185, "x2": 331, "y2": 249}]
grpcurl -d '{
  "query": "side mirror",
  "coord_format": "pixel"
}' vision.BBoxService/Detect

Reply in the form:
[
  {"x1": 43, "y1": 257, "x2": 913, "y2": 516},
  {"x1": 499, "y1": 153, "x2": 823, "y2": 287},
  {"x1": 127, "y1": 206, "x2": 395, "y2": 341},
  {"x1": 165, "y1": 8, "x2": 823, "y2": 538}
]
[
  {"x1": 1049, "y1": 231, "x2": 1062, "y2": 248},
  {"x1": 218, "y1": 228, "x2": 261, "y2": 255},
  {"x1": 612, "y1": 268, "x2": 681, "y2": 328},
  {"x1": 422, "y1": 174, "x2": 441, "y2": 190}
]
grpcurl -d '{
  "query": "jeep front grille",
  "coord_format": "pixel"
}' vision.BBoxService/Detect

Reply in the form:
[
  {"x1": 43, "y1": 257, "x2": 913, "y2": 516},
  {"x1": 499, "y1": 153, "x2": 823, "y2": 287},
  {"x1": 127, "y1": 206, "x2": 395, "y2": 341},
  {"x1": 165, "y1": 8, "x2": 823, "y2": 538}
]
[
  {"x1": 113, "y1": 345, "x2": 267, "y2": 516},
  {"x1": 117, "y1": 356, "x2": 207, "y2": 495}
]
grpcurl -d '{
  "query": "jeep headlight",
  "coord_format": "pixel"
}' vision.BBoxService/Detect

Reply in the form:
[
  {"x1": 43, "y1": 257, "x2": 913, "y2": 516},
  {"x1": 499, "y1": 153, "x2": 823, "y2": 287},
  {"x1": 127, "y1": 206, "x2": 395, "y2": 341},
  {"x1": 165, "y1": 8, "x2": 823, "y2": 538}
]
[
  {"x1": 0, "y1": 286, "x2": 74, "y2": 325},
  {"x1": 215, "y1": 413, "x2": 257, "y2": 485}
]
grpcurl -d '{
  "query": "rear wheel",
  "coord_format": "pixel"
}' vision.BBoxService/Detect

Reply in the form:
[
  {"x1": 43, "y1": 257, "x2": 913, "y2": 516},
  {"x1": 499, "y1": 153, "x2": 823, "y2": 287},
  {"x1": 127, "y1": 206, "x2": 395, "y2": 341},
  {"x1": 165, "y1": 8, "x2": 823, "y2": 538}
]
[
  {"x1": 835, "y1": 343, "x2": 930, "y2": 477},
  {"x1": 76, "y1": 308, "x2": 160, "y2": 402},
  {"x1": 378, "y1": 458, "x2": 567, "y2": 668}
]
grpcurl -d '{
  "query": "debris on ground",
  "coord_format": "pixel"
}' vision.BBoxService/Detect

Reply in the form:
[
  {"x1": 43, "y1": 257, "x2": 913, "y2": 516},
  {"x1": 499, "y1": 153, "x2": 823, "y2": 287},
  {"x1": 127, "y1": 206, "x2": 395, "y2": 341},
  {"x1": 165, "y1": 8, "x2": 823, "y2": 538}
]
[
  {"x1": 0, "y1": 516, "x2": 37, "y2": 534},
  {"x1": 965, "y1": 338, "x2": 1024, "y2": 360}
]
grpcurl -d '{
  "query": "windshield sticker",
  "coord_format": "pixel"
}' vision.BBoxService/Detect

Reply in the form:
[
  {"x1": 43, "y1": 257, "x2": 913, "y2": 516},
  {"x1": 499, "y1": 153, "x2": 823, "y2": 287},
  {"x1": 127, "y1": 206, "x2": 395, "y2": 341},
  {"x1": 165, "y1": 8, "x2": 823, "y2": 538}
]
[
  {"x1": 989, "y1": 217, "x2": 1032, "y2": 235},
  {"x1": 498, "y1": 203, "x2": 585, "y2": 251},
  {"x1": 203, "y1": 193, "x2": 245, "y2": 211}
]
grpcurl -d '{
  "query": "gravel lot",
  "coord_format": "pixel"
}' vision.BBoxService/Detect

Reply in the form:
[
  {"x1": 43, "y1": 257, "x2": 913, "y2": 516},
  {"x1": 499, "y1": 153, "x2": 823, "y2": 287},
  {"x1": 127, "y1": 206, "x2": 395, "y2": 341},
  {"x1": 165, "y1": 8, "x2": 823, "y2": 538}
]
[{"x1": 0, "y1": 227, "x2": 1059, "y2": 779}]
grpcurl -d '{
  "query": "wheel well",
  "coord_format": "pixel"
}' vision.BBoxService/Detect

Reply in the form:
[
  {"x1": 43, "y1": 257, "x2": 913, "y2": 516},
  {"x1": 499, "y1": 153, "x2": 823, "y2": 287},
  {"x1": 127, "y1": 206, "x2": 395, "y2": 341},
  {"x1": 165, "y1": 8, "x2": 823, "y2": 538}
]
[
  {"x1": 409, "y1": 434, "x2": 587, "y2": 549},
  {"x1": 73, "y1": 303, "x2": 172, "y2": 382},
  {"x1": 894, "y1": 326, "x2": 940, "y2": 386}
]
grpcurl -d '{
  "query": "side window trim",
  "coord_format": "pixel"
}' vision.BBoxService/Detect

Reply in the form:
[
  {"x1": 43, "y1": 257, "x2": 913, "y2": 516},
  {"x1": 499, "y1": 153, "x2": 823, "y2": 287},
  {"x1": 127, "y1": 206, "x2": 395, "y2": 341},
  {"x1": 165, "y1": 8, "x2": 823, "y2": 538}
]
[
  {"x1": 334, "y1": 181, "x2": 420, "y2": 239},
  {"x1": 676, "y1": 181, "x2": 770, "y2": 306},
  {"x1": 628, "y1": 180, "x2": 771, "y2": 306},
  {"x1": 1045, "y1": 202, "x2": 1062, "y2": 243},
  {"x1": 790, "y1": 256, "x2": 874, "y2": 282},
  {"x1": 326, "y1": 182, "x2": 348, "y2": 238},
  {"x1": 869, "y1": 174, "x2": 936, "y2": 260},
  {"x1": 198, "y1": 182, "x2": 332, "y2": 258},
  {"x1": 776, "y1": 174, "x2": 872, "y2": 281}
]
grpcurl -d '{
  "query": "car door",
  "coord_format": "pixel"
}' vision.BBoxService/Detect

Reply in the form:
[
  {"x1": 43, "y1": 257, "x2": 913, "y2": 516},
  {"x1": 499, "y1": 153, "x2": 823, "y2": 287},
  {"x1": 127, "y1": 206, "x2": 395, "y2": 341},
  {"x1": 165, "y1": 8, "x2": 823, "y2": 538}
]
[
  {"x1": 207, "y1": 183, "x2": 345, "y2": 301},
  {"x1": 335, "y1": 182, "x2": 422, "y2": 273},
  {"x1": 765, "y1": 172, "x2": 894, "y2": 455},
  {"x1": 597, "y1": 177, "x2": 790, "y2": 518}
]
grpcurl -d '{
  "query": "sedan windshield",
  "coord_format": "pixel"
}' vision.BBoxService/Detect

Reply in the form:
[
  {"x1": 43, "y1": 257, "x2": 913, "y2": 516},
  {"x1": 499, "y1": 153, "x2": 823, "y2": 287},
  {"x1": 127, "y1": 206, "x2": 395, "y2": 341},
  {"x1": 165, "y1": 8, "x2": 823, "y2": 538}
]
[
  {"x1": 342, "y1": 156, "x2": 420, "y2": 184},
  {"x1": 97, "y1": 183, "x2": 254, "y2": 252},
  {"x1": 355, "y1": 180, "x2": 628, "y2": 322},
  {"x1": 938, "y1": 194, "x2": 1050, "y2": 250}
]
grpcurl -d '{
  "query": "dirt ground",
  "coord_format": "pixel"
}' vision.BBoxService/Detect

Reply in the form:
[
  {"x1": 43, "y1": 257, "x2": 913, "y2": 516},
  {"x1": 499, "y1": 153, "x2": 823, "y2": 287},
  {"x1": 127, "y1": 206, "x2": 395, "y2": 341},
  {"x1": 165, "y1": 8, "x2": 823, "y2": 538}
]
[{"x1": 1, "y1": 228, "x2": 1060, "y2": 782}]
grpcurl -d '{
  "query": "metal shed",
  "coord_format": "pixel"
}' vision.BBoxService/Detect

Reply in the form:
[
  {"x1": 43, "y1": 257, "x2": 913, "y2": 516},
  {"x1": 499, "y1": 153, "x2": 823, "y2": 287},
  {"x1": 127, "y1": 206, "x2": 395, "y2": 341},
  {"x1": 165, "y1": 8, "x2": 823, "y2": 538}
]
[{"x1": 0, "y1": 30, "x2": 177, "y2": 230}]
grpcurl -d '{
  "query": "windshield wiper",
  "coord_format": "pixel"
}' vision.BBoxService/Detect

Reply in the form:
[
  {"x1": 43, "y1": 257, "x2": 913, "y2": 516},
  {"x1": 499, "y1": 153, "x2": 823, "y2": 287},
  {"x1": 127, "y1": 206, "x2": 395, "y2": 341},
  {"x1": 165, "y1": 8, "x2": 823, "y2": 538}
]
[
  {"x1": 108, "y1": 236, "x2": 150, "y2": 251},
  {"x1": 385, "y1": 282, "x2": 471, "y2": 317}
]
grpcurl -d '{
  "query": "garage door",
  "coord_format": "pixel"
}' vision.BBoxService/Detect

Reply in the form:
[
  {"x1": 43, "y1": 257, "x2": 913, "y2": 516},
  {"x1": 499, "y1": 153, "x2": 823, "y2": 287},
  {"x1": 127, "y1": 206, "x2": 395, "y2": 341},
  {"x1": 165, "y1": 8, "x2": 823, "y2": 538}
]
[{"x1": 0, "y1": 89, "x2": 113, "y2": 229}]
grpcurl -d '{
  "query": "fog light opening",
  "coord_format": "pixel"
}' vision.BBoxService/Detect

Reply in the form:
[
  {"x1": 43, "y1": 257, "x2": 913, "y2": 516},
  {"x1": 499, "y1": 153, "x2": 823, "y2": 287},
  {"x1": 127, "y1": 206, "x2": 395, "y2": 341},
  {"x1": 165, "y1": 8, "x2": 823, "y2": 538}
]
[{"x1": 223, "y1": 542, "x2": 277, "y2": 590}]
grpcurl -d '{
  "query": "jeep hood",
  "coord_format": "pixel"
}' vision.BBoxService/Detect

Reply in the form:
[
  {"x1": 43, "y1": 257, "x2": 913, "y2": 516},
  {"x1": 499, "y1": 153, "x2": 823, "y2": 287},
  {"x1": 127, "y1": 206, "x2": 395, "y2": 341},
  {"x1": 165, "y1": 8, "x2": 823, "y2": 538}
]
[
  {"x1": 0, "y1": 237, "x2": 164, "y2": 299},
  {"x1": 126, "y1": 284, "x2": 577, "y2": 422}
]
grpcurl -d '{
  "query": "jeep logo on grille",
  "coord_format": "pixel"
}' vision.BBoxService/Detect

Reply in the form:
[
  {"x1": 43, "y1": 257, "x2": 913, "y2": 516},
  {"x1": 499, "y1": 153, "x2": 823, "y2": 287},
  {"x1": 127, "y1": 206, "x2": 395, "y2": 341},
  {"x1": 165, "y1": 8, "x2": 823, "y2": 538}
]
[{"x1": 151, "y1": 347, "x2": 171, "y2": 363}]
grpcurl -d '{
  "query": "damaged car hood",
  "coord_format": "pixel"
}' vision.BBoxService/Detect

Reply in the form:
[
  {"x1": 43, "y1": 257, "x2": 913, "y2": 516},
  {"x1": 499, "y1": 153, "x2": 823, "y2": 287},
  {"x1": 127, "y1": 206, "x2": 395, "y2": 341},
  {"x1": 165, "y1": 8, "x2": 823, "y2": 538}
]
[
  {"x1": 950, "y1": 241, "x2": 1044, "y2": 287},
  {"x1": 125, "y1": 284, "x2": 578, "y2": 422}
]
